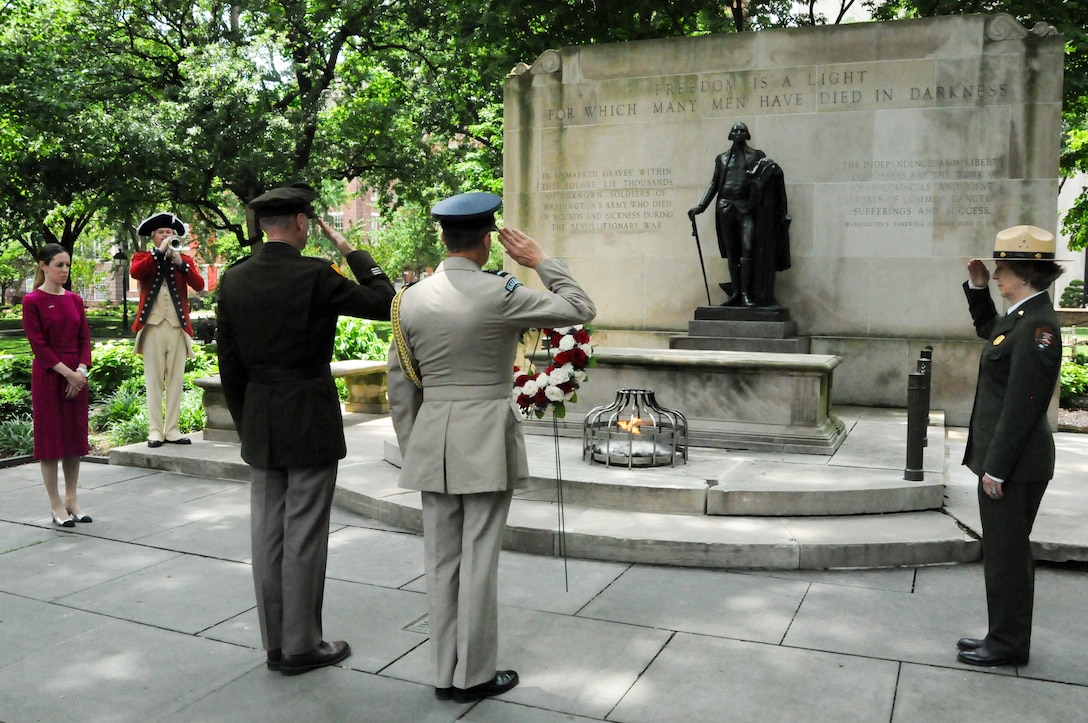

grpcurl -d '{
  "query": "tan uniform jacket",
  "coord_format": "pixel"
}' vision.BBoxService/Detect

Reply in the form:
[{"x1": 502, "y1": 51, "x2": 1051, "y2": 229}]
[{"x1": 387, "y1": 257, "x2": 595, "y2": 494}]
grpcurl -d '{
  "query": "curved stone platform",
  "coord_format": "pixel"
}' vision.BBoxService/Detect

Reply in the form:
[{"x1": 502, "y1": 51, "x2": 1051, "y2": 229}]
[{"x1": 109, "y1": 406, "x2": 1088, "y2": 570}]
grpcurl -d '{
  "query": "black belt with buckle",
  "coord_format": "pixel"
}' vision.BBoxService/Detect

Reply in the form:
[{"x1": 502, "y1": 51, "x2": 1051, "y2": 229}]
[{"x1": 248, "y1": 364, "x2": 331, "y2": 383}]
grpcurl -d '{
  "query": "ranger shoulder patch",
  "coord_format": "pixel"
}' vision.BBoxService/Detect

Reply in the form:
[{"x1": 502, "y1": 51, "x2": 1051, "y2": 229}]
[{"x1": 1034, "y1": 327, "x2": 1056, "y2": 350}]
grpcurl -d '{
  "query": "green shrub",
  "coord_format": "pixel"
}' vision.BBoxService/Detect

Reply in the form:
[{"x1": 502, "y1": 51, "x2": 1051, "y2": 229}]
[
  {"x1": 106, "y1": 412, "x2": 149, "y2": 448},
  {"x1": 179, "y1": 388, "x2": 206, "y2": 433},
  {"x1": 90, "y1": 377, "x2": 146, "y2": 432},
  {"x1": 0, "y1": 384, "x2": 32, "y2": 421},
  {"x1": 184, "y1": 345, "x2": 218, "y2": 377},
  {"x1": 333, "y1": 317, "x2": 388, "y2": 361},
  {"x1": 1060, "y1": 360, "x2": 1088, "y2": 403},
  {"x1": 0, "y1": 414, "x2": 34, "y2": 456},
  {"x1": 89, "y1": 340, "x2": 144, "y2": 399},
  {"x1": 1060, "y1": 279, "x2": 1085, "y2": 308},
  {"x1": 0, "y1": 354, "x2": 32, "y2": 387}
]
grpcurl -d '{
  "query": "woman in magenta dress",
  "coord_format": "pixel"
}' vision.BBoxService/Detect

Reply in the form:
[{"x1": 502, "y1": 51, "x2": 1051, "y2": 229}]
[{"x1": 22, "y1": 243, "x2": 93, "y2": 528}]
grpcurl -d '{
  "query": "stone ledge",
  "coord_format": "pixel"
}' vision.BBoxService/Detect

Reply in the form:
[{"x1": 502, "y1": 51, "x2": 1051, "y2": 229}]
[{"x1": 194, "y1": 360, "x2": 388, "y2": 442}]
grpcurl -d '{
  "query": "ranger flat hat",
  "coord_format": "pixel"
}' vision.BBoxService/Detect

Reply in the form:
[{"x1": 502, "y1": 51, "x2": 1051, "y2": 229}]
[
  {"x1": 137, "y1": 211, "x2": 187, "y2": 237},
  {"x1": 990, "y1": 225, "x2": 1060, "y2": 261},
  {"x1": 249, "y1": 182, "x2": 317, "y2": 218},
  {"x1": 432, "y1": 192, "x2": 501, "y2": 229}
]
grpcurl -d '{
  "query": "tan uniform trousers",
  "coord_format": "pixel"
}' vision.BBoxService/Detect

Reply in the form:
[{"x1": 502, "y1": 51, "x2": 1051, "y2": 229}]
[
  {"x1": 138, "y1": 322, "x2": 190, "y2": 442},
  {"x1": 422, "y1": 489, "x2": 513, "y2": 690}
]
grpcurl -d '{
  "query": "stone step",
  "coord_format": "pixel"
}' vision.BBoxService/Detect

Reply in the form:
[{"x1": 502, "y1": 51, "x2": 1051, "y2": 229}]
[
  {"x1": 669, "y1": 335, "x2": 811, "y2": 353},
  {"x1": 108, "y1": 410, "x2": 967, "y2": 570},
  {"x1": 688, "y1": 318, "x2": 798, "y2": 339},
  {"x1": 334, "y1": 458, "x2": 979, "y2": 570}
]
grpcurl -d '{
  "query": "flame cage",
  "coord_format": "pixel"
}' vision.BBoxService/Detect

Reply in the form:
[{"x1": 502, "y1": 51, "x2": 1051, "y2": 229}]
[{"x1": 582, "y1": 388, "x2": 689, "y2": 468}]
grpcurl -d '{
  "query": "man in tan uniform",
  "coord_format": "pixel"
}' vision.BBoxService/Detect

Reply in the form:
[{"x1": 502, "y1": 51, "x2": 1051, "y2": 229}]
[{"x1": 387, "y1": 192, "x2": 595, "y2": 703}]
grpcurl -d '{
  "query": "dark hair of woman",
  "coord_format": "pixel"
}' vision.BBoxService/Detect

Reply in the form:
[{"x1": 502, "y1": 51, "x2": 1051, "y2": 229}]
[{"x1": 1002, "y1": 260, "x2": 1064, "y2": 290}]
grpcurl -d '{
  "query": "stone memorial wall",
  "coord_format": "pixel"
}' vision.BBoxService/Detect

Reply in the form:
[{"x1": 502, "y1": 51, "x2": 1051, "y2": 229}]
[{"x1": 503, "y1": 14, "x2": 1064, "y2": 424}]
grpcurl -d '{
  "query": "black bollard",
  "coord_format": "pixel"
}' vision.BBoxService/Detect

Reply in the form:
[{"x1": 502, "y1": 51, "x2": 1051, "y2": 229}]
[
  {"x1": 916, "y1": 345, "x2": 933, "y2": 446},
  {"x1": 905, "y1": 371, "x2": 926, "y2": 481}
]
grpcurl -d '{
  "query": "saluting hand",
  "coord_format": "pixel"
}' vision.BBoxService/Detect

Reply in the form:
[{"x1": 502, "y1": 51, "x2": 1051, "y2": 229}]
[
  {"x1": 316, "y1": 217, "x2": 355, "y2": 256},
  {"x1": 967, "y1": 258, "x2": 990, "y2": 287},
  {"x1": 498, "y1": 227, "x2": 548, "y2": 269}
]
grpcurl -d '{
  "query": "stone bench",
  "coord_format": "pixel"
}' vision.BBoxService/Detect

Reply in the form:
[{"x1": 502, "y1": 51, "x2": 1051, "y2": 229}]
[{"x1": 195, "y1": 360, "x2": 388, "y2": 442}]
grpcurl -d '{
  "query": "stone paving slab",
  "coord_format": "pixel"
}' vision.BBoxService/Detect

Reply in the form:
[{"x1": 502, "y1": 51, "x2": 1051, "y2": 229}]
[
  {"x1": 0, "y1": 616, "x2": 256, "y2": 721},
  {"x1": 2, "y1": 465, "x2": 1087, "y2": 722},
  {"x1": 577, "y1": 565, "x2": 809, "y2": 644},
  {"x1": 893, "y1": 662, "x2": 1088, "y2": 723},
  {"x1": 56, "y1": 553, "x2": 254, "y2": 635},
  {"x1": 158, "y1": 665, "x2": 466, "y2": 723},
  {"x1": 611, "y1": 632, "x2": 899, "y2": 723},
  {"x1": 382, "y1": 606, "x2": 674, "y2": 720},
  {"x1": 202, "y1": 577, "x2": 430, "y2": 676},
  {"x1": 0, "y1": 533, "x2": 179, "y2": 601},
  {"x1": 783, "y1": 567, "x2": 997, "y2": 672}
]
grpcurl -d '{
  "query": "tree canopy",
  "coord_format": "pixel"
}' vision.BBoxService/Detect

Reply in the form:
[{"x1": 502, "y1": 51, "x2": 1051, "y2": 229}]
[{"x1": 1, "y1": 0, "x2": 1084, "y2": 273}]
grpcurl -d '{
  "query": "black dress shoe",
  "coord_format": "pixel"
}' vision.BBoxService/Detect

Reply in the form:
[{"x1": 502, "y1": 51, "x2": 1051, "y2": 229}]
[
  {"x1": 957, "y1": 637, "x2": 985, "y2": 651},
  {"x1": 266, "y1": 649, "x2": 281, "y2": 671},
  {"x1": 280, "y1": 640, "x2": 351, "y2": 676},
  {"x1": 452, "y1": 670, "x2": 519, "y2": 703},
  {"x1": 434, "y1": 687, "x2": 454, "y2": 701},
  {"x1": 147, "y1": 439, "x2": 164, "y2": 448},
  {"x1": 957, "y1": 646, "x2": 1028, "y2": 667},
  {"x1": 165, "y1": 437, "x2": 192, "y2": 445}
]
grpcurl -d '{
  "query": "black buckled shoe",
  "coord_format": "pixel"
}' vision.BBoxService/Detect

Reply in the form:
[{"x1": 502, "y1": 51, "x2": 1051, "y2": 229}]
[
  {"x1": 266, "y1": 649, "x2": 281, "y2": 671},
  {"x1": 434, "y1": 687, "x2": 454, "y2": 701},
  {"x1": 280, "y1": 640, "x2": 351, "y2": 676},
  {"x1": 452, "y1": 670, "x2": 519, "y2": 703}
]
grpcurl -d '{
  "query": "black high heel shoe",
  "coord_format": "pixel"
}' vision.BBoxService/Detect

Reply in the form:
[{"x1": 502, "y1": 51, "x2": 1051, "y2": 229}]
[
  {"x1": 52, "y1": 512, "x2": 75, "y2": 528},
  {"x1": 67, "y1": 508, "x2": 92, "y2": 523}
]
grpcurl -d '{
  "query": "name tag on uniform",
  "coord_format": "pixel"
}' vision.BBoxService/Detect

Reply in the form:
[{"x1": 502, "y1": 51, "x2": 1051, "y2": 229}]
[{"x1": 992, "y1": 335, "x2": 1005, "y2": 345}]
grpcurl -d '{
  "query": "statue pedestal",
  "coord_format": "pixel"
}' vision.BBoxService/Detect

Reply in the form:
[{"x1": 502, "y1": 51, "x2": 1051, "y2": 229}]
[
  {"x1": 669, "y1": 306, "x2": 810, "y2": 353},
  {"x1": 525, "y1": 347, "x2": 845, "y2": 455}
]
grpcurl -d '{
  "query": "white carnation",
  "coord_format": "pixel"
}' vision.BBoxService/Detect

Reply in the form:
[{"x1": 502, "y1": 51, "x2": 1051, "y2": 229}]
[
  {"x1": 557, "y1": 335, "x2": 576, "y2": 351},
  {"x1": 545, "y1": 385, "x2": 566, "y2": 402},
  {"x1": 521, "y1": 380, "x2": 539, "y2": 396}
]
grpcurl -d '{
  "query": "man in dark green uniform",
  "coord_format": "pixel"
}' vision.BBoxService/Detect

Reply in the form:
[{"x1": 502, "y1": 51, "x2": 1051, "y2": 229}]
[
  {"x1": 958, "y1": 224, "x2": 1064, "y2": 668},
  {"x1": 217, "y1": 183, "x2": 395, "y2": 675}
]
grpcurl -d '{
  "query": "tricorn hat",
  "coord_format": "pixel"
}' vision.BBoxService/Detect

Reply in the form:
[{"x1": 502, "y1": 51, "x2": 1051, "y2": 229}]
[
  {"x1": 431, "y1": 192, "x2": 501, "y2": 230},
  {"x1": 137, "y1": 211, "x2": 187, "y2": 237},
  {"x1": 990, "y1": 225, "x2": 1063, "y2": 261},
  {"x1": 248, "y1": 182, "x2": 318, "y2": 219}
]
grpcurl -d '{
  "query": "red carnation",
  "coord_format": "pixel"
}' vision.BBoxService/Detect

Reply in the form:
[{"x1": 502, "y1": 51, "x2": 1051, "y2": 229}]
[
  {"x1": 569, "y1": 347, "x2": 588, "y2": 366},
  {"x1": 574, "y1": 328, "x2": 590, "y2": 344}
]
